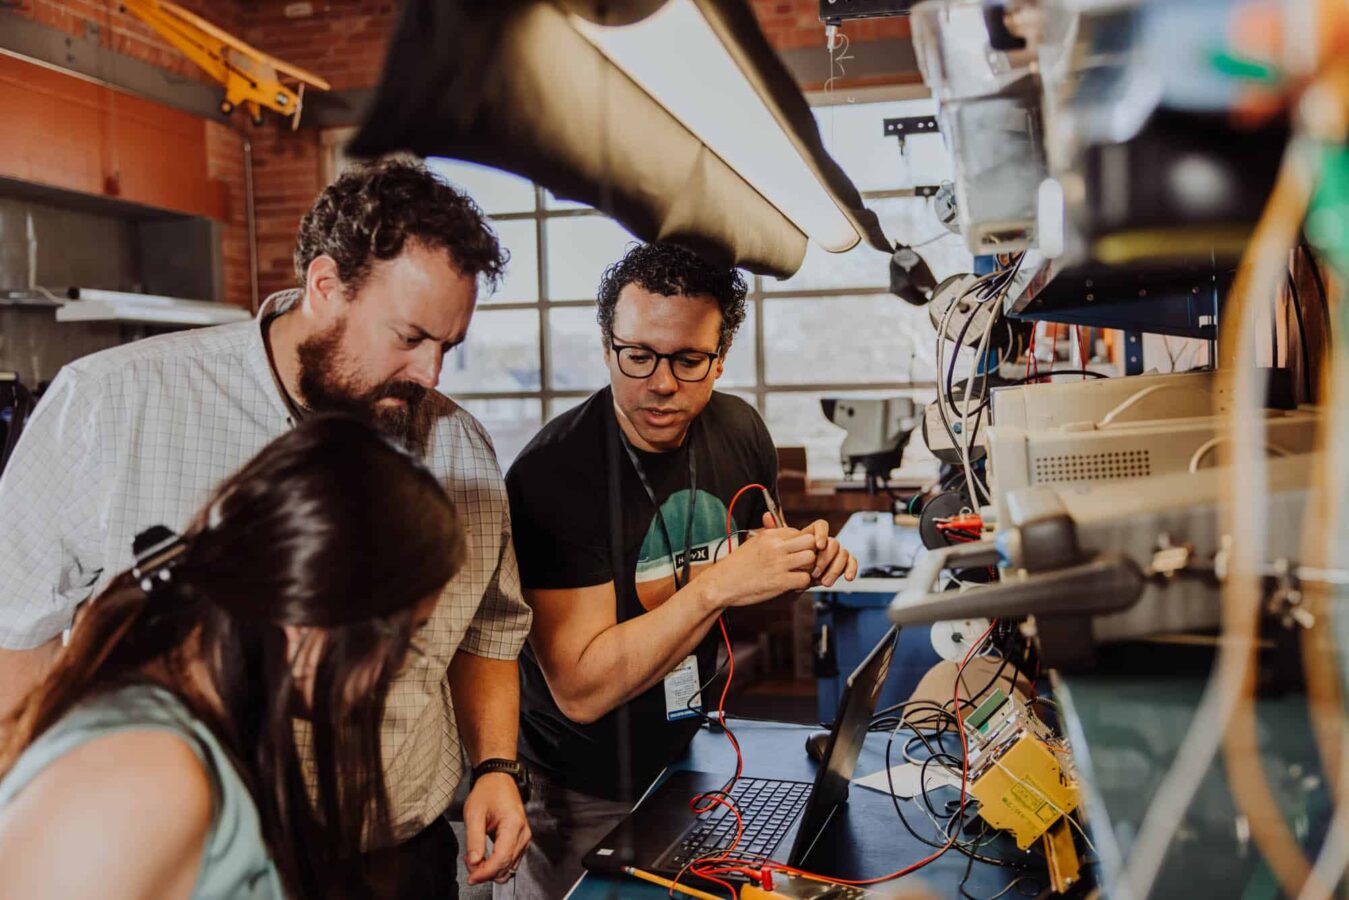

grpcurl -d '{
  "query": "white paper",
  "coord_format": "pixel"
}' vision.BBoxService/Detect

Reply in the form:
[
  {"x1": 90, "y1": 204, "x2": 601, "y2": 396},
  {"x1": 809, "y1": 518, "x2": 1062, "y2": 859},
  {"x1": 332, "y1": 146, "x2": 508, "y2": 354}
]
[{"x1": 853, "y1": 760, "x2": 963, "y2": 798}]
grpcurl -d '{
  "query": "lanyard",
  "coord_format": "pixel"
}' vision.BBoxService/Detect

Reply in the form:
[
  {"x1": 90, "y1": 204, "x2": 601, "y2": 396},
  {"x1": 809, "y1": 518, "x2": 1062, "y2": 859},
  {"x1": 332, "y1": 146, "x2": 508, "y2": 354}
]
[{"x1": 618, "y1": 421, "x2": 698, "y2": 592}]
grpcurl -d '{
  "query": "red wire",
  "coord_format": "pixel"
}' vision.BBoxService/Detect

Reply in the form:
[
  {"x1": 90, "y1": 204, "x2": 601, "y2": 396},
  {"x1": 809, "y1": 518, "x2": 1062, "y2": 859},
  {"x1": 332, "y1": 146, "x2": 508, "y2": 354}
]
[
  {"x1": 677, "y1": 481, "x2": 790, "y2": 894},
  {"x1": 673, "y1": 497, "x2": 759, "y2": 898},
  {"x1": 726, "y1": 482, "x2": 772, "y2": 536}
]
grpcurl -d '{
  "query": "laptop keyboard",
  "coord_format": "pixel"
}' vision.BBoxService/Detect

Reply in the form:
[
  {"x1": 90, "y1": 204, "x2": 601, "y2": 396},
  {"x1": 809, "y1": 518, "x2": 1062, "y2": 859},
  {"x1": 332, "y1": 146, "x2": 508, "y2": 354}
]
[{"x1": 665, "y1": 777, "x2": 812, "y2": 869}]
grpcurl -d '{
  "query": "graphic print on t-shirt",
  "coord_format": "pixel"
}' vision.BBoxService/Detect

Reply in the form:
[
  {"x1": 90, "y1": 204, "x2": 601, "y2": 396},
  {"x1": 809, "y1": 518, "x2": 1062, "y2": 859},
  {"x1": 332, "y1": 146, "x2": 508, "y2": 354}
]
[{"x1": 634, "y1": 488, "x2": 739, "y2": 611}]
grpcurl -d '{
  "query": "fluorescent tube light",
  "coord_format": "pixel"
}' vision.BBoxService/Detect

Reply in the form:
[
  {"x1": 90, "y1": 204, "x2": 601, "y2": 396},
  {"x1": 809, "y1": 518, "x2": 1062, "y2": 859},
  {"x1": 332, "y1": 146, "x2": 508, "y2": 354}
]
[{"x1": 571, "y1": 1, "x2": 861, "y2": 253}]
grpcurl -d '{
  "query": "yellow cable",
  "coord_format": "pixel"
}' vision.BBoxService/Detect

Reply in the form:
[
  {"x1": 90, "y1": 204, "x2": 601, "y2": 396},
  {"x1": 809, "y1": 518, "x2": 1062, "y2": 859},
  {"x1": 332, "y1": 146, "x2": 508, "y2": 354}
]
[
  {"x1": 1117, "y1": 125, "x2": 1322, "y2": 900},
  {"x1": 1293, "y1": 58, "x2": 1349, "y2": 900},
  {"x1": 1215, "y1": 124, "x2": 1319, "y2": 900}
]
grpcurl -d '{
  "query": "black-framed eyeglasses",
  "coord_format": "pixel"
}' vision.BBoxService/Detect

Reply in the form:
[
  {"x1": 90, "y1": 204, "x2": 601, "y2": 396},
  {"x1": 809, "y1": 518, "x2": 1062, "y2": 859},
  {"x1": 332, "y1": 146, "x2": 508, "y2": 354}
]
[{"x1": 611, "y1": 340, "x2": 722, "y2": 383}]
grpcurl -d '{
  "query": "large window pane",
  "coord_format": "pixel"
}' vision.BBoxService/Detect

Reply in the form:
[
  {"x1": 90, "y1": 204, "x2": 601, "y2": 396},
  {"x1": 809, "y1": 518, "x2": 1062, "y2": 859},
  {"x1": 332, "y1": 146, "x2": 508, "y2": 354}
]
[
  {"x1": 762, "y1": 295, "x2": 935, "y2": 385},
  {"x1": 814, "y1": 99, "x2": 951, "y2": 194},
  {"x1": 548, "y1": 306, "x2": 609, "y2": 391},
  {"x1": 440, "y1": 308, "x2": 540, "y2": 393},
  {"x1": 426, "y1": 158, "x2": 536, "y2": 215},
  {"x1": 456, "y1": 398, "x2": 542, "y2": 468},
  {"x1": 488, "y1": 219, "x2": 539, "y2": 304},
  {"x1": 719, "y1": 301, "x2": 755, "y2": 388},
  {"x1": 545, "y1": 216, "x2": 637, "y2": 300},
  {"x1": 764, "y1": 241, "x2": 886, "y2": 295},
  {"x1": 764, "y1": 389, "x2": 939, "y2": 483}
]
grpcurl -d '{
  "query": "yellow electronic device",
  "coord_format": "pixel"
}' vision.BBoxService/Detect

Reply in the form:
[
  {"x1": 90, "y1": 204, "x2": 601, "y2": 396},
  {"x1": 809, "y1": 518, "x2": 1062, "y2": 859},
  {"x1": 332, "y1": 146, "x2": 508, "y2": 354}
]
[
  {"x1": 122, "y1": 0, "x2": 330, "y2": 128},
  {"x1": 968, "y1": 730, "x2": 1080, "y2": 850}
]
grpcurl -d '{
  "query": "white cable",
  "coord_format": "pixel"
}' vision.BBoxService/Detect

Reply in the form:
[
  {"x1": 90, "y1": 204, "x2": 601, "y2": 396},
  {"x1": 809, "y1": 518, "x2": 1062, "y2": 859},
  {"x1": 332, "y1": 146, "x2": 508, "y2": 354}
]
[
  {"x1": 935, "y1": 272, "x2": 1001, "y2": 494},
  {"x1": 933, "y1": 281, "x2": 965, "y2": 462},
  {"x1": 959, "y1": 295, "x2": 1000, "y2": 506},
  {"x1": 933, "y1": 270, "x2": 1006, "y2": 507},
  {"x1": 958, "y1": 262, "x2": 1020, "y2": 507},
  {"x1": 1188, "y1": 436, "x2": 1292, "y2": 473},
  {"x1": 1096, "y1": 383, "x2": 1186, "y2": 428}
]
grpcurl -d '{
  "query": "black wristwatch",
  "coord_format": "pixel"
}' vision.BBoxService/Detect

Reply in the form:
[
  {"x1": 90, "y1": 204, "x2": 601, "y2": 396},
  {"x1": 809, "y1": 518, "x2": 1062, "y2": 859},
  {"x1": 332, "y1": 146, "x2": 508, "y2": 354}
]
[{"x1": 471, "y1": 758, "x2": 531, "y2": 803}]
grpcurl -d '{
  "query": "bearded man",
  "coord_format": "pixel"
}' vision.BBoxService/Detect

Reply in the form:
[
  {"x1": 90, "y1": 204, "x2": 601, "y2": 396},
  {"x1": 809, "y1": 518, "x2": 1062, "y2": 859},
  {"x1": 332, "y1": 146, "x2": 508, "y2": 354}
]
[{"x1": 0, "y1": 159, "x2": 534, "y2": 898}]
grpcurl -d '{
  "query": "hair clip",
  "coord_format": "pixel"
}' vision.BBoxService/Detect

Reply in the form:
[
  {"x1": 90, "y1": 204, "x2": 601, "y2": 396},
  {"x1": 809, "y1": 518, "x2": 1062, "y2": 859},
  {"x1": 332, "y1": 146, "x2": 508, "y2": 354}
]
[{"x1": 131, "y1": 525, "x2": 189, "y2": 595}]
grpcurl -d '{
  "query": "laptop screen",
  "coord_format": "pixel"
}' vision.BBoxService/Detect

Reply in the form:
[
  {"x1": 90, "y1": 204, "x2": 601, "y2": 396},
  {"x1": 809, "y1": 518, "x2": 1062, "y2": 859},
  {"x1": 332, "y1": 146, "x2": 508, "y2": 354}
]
[{"x1": 785, "y1": 625, "x2": 899, "y2": 866}]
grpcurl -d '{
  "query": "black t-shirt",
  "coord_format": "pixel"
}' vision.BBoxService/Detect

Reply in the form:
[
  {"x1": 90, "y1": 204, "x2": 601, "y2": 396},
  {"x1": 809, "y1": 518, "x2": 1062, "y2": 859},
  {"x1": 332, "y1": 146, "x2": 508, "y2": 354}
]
[{"x1": 505, "y1": 388, "x2": 778, "y2": 800}]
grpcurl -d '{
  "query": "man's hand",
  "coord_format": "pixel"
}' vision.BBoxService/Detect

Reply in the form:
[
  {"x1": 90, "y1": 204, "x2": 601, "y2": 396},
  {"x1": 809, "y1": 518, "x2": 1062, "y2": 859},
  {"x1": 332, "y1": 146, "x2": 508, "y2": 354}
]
[
  {"x1": 462, "y1": 771, "x2": 531, "y2": 885},
  {"x1": 697, "y1": 520, "x2": 820, "y2": 611},
  {"x1": 801, "y1": 518, "x2": 859, "y2": 588}
]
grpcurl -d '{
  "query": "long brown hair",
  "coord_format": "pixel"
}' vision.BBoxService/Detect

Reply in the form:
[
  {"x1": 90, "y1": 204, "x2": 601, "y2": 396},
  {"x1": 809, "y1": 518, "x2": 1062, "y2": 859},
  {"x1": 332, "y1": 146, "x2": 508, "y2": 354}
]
[{"x1": 1, "y1": 415, "x2": 465, "y2": 898}]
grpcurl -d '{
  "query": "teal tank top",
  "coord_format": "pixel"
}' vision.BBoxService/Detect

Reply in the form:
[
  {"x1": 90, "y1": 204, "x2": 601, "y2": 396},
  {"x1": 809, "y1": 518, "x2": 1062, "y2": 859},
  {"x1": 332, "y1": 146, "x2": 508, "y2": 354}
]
[{"x1": 0, "y1": 683, "x2": 286, "y2": 898}]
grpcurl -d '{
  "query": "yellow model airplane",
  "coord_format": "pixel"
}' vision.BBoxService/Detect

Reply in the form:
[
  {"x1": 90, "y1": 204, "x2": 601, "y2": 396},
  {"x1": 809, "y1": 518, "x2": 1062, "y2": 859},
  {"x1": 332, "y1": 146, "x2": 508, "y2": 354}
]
[{"x1": 123, "y1": 0, "x2": 331, "y2": 128}]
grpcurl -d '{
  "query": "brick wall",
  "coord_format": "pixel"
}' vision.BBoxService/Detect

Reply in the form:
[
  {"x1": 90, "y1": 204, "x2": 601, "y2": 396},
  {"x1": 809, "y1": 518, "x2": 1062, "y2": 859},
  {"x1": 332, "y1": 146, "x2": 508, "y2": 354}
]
[
  {"x1": 233, "y1": 1, "x2": 396, "y2": 299},
  {"x1": 240, "y1": 1, "x2": 398, "y2": 94},
  {"x1": 247, "y1": 125, "x2": 323, "y2": 300},
  {"x1": 204, "y1": 121, "x2": 252, "y2": 309}
]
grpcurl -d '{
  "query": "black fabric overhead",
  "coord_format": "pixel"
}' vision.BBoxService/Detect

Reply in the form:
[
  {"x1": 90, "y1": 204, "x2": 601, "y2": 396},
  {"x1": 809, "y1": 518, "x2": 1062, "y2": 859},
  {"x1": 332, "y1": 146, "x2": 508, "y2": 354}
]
[{"x1": 349, "y1": 0, "x2": 892, "y2": 279}]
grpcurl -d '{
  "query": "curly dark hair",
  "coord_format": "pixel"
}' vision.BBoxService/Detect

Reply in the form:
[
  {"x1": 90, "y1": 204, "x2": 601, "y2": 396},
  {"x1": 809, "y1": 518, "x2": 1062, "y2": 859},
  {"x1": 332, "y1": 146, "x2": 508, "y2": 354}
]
[
  {"x1": 596, "y1": 243, "x2": 748, "y2": 351},
  {"x1": 293, "y1": 158, "x2": 508, "y2": 296}
]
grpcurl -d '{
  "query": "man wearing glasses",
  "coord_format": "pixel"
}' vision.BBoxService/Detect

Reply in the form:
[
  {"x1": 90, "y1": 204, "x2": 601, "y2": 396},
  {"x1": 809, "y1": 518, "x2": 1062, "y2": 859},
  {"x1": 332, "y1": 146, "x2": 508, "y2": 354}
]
[{"x1": 502, "y1": 242, "x2": 857, "y2": 897}]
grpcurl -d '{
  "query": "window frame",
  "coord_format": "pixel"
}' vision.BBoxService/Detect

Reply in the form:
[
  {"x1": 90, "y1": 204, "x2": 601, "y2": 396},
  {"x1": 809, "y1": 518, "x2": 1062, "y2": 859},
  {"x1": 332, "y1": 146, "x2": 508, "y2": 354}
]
[{"x1": 451, "y1": 185, "x2": 940, "y2": 409}]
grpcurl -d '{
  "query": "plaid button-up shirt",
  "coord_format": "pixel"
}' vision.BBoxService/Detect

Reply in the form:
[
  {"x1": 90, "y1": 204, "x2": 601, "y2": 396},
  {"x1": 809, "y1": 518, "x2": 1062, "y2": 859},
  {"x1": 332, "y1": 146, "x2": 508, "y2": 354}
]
[{"x1": 0, "y1": 291, "x2": 532, "y2": 838}]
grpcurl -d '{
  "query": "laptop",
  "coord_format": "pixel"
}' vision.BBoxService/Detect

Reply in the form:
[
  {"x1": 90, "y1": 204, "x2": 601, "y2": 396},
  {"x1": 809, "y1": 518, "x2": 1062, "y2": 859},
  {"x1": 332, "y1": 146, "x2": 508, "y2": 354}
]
[{"x1": 582, "y1": 626, "x2": 900, "y2": 878}]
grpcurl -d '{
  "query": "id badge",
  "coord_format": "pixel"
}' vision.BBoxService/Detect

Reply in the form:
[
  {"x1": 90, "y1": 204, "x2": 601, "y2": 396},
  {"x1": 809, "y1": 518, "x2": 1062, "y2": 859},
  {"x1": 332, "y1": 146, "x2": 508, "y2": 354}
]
[{"x1": 663, "y1": 654, "x2": 703, "y2": 721}]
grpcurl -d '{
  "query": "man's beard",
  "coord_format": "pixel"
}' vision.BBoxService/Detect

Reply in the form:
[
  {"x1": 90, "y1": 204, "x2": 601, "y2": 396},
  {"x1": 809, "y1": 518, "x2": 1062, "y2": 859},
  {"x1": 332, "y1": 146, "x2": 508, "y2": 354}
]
[{"x1": 295, "y1": 320, "x2": 436, "y2": 455}]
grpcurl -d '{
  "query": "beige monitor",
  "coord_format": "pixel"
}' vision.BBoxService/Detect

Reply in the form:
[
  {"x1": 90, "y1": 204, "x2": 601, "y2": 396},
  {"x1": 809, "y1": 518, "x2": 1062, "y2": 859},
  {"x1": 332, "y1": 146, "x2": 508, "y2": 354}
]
[{"x1": 985, "y1": 371, "x2": 1316, "y2": 528}]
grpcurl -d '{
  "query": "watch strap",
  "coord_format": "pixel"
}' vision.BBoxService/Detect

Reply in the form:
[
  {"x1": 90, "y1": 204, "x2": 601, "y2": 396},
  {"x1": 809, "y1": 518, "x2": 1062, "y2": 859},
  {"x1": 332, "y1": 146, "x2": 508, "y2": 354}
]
[{"x1": 471, "y1": 758, "x2": 530, "y2": 802}]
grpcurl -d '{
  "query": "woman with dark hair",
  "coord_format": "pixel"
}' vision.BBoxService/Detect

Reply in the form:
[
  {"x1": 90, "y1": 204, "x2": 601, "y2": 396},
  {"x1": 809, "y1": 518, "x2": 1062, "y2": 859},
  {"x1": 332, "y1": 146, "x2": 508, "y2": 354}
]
[{"x1": 0, "y1": 414, "x2": 465, "y2": 899}]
